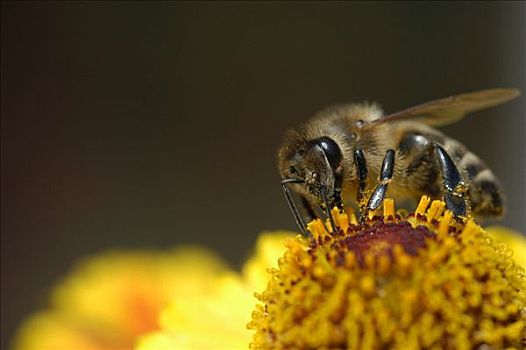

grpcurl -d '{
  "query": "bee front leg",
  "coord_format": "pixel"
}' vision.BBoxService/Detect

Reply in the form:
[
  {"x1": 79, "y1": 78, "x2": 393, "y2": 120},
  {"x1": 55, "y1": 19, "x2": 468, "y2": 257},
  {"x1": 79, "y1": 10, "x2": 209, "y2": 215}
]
[
  {"x1": 333, "y1": 171, "x2": 344, "y2": 210},
  {"x1": 434, "y1": 145, "x2": 469, "y2": 217},
  {"x1": 367, "y1": 149, "x2": 395, "y2": 212},
  {"x1": 353, "y1": 149, "x2": 368, "y2": 217}
]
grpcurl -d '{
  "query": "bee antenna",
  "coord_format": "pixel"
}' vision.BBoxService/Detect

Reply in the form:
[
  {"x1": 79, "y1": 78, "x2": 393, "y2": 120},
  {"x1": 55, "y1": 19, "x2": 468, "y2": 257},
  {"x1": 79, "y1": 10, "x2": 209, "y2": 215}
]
[{"x1": 281, "y1": 178, "x2": 308, "y2": 235}]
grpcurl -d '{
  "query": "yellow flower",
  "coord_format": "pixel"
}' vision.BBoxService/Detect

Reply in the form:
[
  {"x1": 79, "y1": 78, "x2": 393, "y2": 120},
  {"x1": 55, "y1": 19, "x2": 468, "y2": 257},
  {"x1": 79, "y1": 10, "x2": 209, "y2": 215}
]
[
  {"x1": 11, "y1": 246, "x2": 231, "y2": 350},
  {"x1": 12, "y1": 198, "x2": 526, "y2": 350},
  {"x1": 136, "y1": 232, "x2": 294, "y2": 350},
  {"x1": 249, "y1": 197, "x2": 526, "y2": 349}
]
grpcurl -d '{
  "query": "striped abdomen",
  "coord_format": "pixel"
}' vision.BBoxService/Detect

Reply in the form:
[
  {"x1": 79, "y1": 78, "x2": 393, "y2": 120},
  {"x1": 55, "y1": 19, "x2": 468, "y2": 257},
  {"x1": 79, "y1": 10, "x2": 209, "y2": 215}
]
[
  {"x1": 456, "y1": 149, "x2": 504, "y2": 217},
  {"x1": 397, "y1": 127, "x2": 504, "y2": 218}
]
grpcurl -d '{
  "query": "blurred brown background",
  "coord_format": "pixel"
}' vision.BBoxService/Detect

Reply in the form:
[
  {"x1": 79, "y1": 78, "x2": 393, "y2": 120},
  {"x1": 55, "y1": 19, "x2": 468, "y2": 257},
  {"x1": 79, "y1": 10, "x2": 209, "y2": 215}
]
[{"x1": 1, "y1": 2, "x2": 524, "y2": 348}]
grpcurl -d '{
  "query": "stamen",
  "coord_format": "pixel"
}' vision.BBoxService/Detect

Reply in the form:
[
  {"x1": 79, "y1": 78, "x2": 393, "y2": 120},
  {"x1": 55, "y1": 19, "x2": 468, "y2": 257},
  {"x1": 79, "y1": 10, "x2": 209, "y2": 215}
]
[
  {"x1": 383, "y1": 198, "x2": 395, "y2": 221},
  {"x1": 426, "y1": 200, "x2": 445, "y2": 223},
  {"x1": 415, "y1": 196, "x2": 431, "y2": 216},
  {"x1": 438, "y1": 210, "x2": 453, "y2": 237},
  {"x1": 307, "y1": 218, "x2": 328, "y2": 239},
  {"x1": 332, "y1": 207, "x2": 349, "y2": 233},
  {"x1": 346, "y1": 209, "x2": 358, "y2": 226}
]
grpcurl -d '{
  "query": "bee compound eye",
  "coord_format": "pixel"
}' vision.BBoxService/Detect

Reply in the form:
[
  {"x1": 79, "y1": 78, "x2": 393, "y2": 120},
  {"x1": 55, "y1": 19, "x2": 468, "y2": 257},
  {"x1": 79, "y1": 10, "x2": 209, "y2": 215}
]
[{"x1": 317, "y1": 137, "x2": 342, "y2": 170}]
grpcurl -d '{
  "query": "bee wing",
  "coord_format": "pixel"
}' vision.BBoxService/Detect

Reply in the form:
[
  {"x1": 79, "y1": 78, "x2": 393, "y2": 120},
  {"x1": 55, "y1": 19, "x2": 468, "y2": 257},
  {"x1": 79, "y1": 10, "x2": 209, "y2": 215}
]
[{"x1": 367, "y1": 88, "x2": 520, "y2": 127}]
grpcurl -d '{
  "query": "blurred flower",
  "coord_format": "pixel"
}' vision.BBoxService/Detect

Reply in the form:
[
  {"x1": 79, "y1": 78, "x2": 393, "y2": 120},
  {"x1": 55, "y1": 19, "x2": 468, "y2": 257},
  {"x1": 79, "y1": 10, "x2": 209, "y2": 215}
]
[
  {"x1": 11, "y1": 246, "x2": 232, "y2": 350},
  {"x1": 135, "y1": 232, "x2": 294, "y2": 350},
  {"x1": 487, "y1": 226, "x2": 526, "y2": 268}
]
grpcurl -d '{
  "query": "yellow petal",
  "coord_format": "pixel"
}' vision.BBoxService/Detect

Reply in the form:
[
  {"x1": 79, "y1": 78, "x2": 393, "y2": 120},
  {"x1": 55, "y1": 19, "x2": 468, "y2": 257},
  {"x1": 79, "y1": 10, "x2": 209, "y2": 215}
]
[
  {"x1": 156, "y1": 273, "x2": 253, "y2": 349},
  {"x1": 487, "y1": 226, "x2": 526, "y2": 268},
  {"x1": 136, "y1": 332, "x2": 178, "y2": 350},
  {"x1": 242, "y1": 231, "x2": 296, "y2": 291},
  {"x1": 137, "y1": 232, "x2": 295, "y2": 350},
  {"x1": 12, "y1": 311, "x2": 110, "y2": 350}
]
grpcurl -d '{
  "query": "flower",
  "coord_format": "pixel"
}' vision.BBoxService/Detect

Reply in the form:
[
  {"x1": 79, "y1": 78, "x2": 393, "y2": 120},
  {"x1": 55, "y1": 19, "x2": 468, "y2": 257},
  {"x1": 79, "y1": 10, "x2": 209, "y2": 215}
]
[
  {"x1": 135, "y1": 232, "x2": 294, "y2": 350},
  {"x1": 12, "y1": 198, "x2": 526, "y2": 350},
  {"x1": 11, "y1": 246, "x2": 232, "y2": 350},
  {"x1": 248, "y1": 197, "x2": 526, "y2": 349}
]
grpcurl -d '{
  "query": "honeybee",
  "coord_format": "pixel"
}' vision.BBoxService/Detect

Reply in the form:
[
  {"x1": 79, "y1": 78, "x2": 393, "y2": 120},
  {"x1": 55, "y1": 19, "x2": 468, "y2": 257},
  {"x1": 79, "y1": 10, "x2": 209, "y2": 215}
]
[{"x1": 277, "y1": 88, "x2": 520, "y2": 234}]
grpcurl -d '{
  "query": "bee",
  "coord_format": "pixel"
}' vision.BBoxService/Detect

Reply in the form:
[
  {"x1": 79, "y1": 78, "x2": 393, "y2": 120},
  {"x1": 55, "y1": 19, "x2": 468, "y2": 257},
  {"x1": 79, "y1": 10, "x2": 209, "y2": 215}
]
[{"x1": 277, "y1": 88, "x2": 520, "y2": 234}]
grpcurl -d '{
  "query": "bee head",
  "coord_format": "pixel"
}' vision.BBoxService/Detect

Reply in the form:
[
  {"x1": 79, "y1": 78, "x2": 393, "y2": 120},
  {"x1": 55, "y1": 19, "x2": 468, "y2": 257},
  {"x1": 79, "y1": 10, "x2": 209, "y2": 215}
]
[{"x1": 279, "y1": 134, "x2": 342, "y2": 200}]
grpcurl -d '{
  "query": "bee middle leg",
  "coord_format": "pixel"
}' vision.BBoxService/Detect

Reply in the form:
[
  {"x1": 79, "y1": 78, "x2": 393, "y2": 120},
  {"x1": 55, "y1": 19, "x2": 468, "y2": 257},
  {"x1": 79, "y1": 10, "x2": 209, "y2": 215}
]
[{"x1": 367, "y1": 149, "x2": 396, "y2": 211}]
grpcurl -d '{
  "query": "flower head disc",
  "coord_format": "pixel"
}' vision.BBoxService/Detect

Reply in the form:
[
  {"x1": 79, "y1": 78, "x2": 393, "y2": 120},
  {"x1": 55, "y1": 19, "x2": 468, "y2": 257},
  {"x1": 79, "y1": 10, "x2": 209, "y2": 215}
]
[{"x1": 249, "y1": 197, "x2": 526, "y2": 350}]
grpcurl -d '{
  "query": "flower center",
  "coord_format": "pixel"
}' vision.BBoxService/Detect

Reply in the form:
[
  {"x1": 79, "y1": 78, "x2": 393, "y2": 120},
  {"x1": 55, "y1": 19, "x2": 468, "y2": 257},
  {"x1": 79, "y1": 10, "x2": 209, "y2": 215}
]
[{"x1": 334, "y1": 222, "x2": 435, "y2": 266}]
